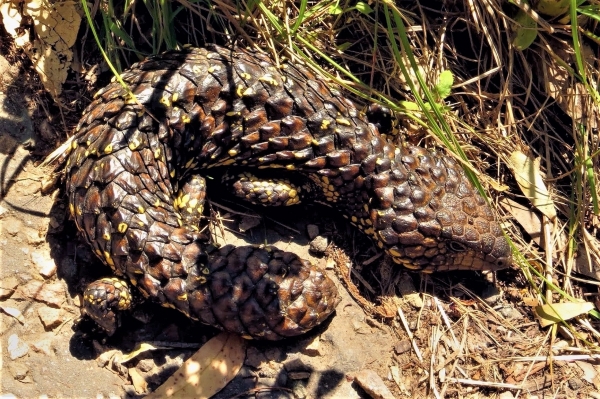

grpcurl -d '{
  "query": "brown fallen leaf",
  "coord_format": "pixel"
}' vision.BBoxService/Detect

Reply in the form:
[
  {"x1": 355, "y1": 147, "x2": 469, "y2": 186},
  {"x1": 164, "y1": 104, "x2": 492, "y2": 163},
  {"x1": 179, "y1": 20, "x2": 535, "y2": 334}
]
[
  {"x1": 129, "y1": 367, "x2": 149, "y2": 394},
  {"x1": 145, "y1": 332, "x2": 246, "y2": 399},
  {"x1": 535, "y1": 301, "x2": 595, "y2": 328},
  {"x1": 508, "y1": 151, "x2": 557, "y2": 221},
  {"x1": 22, "y1": 0, "x2": 82, "y2": 97},
  {"x1": 120, "y1": 342, "x2": 168, "y2": 363}
]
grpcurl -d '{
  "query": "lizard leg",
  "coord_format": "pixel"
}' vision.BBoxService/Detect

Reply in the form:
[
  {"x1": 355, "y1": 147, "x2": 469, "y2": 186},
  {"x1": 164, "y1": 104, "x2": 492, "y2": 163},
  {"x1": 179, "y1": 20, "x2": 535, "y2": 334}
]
[
  {"x1": 173, "y1": 174, "x2": 207, "y2": 230},
  {"x1": 221, "y1": 171, "x2": 313, "y2": 207},
  {"x1": 82, "y1": 277, "x2": 132, "y2": 336}
]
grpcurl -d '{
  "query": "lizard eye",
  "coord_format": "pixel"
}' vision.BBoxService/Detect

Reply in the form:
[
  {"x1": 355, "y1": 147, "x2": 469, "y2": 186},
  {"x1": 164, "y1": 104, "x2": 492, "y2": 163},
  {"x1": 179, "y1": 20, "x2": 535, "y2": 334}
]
[{"x1": 448, "y1": 242, "x2": 467, "y2": 252}]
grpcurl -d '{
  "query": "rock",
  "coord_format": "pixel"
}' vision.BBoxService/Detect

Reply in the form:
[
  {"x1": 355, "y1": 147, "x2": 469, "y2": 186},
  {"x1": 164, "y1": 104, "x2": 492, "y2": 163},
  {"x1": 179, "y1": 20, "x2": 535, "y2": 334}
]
[
  {"x1": 30, "y1": 334, "x2": 55, "y2": 356},
  {"x1": 264, "y1": 347, "x2": 283, "y2": 362},
  {"x1": 309, "y1": 236, "x2": 328, "y2": 254},
  {"x1": 25, "y1": 228, "x2": 45, "y2": 246},
  {"x1": 499, "y1": 306, "x2": 522, "y2": 320},
  {"x1": 482, "y1": 285, "x2": 502, "y2": 306},
  {"x1": 245, "y1": 346, "x2": 267, "y2": 368},
  {"x1": 568, "y1": 378, "x2": 584, "y2": 390},
  {"x1": 4, "y1": 217, "x2": 22, "y2": 236},
  {"x1": 302, "y1": 336, "x2": 321, "y2": 357},
  {"x1": 15, "y1": 280, "x2": 65, "y2": 307},
  {"x1": 8, "y1": 362, "x2": 29, "y2": 381},
  {"x1": 31, "y1": 251, "x2": 57, "y2": 278},
  {"x1": 306, "y1": 224, "x2": 319, "y2": 240},
  {"x1": 136, "y1": 358, "x2": 155, "y2": 373},
  {"x1": 291, "y1": 380, "x2": 308, "y2": 399},
  {"x1": 257, "y1": 377, "x2": 278, "y2": 387},
  {"x1": 239, "y1": 215, "x2": 261, "y2": 232},
  {"x1": 283, "y1": 357, "x2": 312, "y2": 373},
  {"x1": 352, "y1": 369, "x2": 395, "y2": 399},
  {"x1": 37, "y1": 306, "x2": 64, "y2": 330},
  {"x1": 0, "y1": 275, "x2": 19, "y2": 299},
  {"x1": 8, "y1": 334, "x2": 29, "y2": 359},
  {"x1": 394, "y1": 340, "x2": 411, "y2": 355},
  {"x1": 288, "y1": 371, "x2": 311, "y2": 380}
]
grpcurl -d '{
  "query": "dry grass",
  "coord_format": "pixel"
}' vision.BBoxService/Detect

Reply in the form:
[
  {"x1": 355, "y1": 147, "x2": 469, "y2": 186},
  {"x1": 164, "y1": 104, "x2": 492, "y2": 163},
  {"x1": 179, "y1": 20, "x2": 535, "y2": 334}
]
[{"x1": 57, "y1": 0, "x2": 600, "y2": 396}]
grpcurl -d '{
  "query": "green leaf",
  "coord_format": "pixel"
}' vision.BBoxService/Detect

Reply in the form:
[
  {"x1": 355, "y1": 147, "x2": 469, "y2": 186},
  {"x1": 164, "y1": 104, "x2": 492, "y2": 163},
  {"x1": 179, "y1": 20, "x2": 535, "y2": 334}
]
[
  {"x1": 336, "y1": 42, "x2": 352, "y2": 52},
  {"x1": 355, "y1": 2, "x2": 373, "y2": 15},
  {"x1": 329, "y1": 3, "x2": 343, "y2": 15},
  {"x1": 435, "y1": 70, "x2": 453, "y2": 100}
]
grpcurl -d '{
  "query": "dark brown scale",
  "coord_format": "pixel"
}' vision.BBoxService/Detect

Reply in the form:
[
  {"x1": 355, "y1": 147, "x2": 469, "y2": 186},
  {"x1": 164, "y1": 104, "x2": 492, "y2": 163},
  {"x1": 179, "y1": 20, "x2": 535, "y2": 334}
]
[{"x1": 60, "y1": 44, "x2": 511, "y2": 340}]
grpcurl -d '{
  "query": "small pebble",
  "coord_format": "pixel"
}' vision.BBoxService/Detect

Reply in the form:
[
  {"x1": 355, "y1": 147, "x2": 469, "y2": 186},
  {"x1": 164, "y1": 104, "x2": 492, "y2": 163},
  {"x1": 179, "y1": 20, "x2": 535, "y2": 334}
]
[
  {"x1": 8, "y1": 334, "x2": 29, "y2": 360},
  {"x1": 394, "y1": 340, "x2": 411, "y2": 355},
  {"x1": 309, "y1": 236, "x2": 328, "y2": 254},
  {"x1": 8, "y1": 362, "x2": 29, "y2": 381},
  {"x1": 352, "y1": 369, "x2": 395, "y2": 399},
  {"x1": 302, "y1": 336, "x2": 321, "y2": 357},
  {"x1": 306, "y1": 224, "x2": 319, "y2": 240},
  {"x1": 37, "y1": 307, "x2": 64, "y2": 330}
]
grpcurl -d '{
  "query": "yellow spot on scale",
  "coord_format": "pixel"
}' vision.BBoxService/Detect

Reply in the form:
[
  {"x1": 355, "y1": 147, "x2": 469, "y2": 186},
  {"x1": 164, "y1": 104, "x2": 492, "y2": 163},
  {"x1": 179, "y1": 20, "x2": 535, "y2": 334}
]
[
  {"x1": 336, "y1": 117, "x2": 351, "y2": 126},
  {"x1": 179, "y1": 193, "x2": 190, "y2": 207},
  {"x1": 226, "y1": 111, "x2": 240, "y2": 117},
  {"x1": 171, "y1": 92, "x2": 178, "y2": 102},
  {"x1": 177, "y1": 293, "x2": 188, "y2": 301},
  {"x1": 69, "y1": 203, "x2": 75, "y2": 216},
  {"x1": 321, "y1": 120, "x2": 331, "y2": 130},
  {"x1": 160, "y1": 96, "x2": 171, "y2": 107},
  {"x1": 240, "y1": 72, "x2": 252, "y2": 80},
  {"x1": 104, "y1": 144, "x2": 113, "y2": 154},
  {"x1": 103, "y1": 232, "x2": 111, "y2": 241},
  {"x1": 182, "y1": 114, "x2": 191, "y2": 124},
  {"x1": 185, "y1": 158, "x2": 194, "y2": 168},
  {"x1": 117, "y1": 223, "x2": 128, "y2": 233},
  {"x1": 71, "y1": 141, "x2": 78, "y2": 149},
  {"x1": 351, "y1": 216, "x2": 358, "y2": 223},
  {"x1": 104, "y1": 251, "x2": 115, "y2": 266},
  {"x1": 154, "y1": 148, "x2": 161, "y2": 159},
  {"x1": 137, "y1": 206, "x2": 145, "y2": 214},
  {"x1": 286, "y1": 164, "x2": 296, "y2": 170},
  {"x1": 236, "y1": 85, "x2": 245, "y2": 97},
  {"x1": 228, "y1": 149, "x2": 238, "y2": 157},
  {"x1": 129, "y1": 138, "x2": 141, "y2": 150},
  {"x1": 170, "y1": 170, "x2": 176, "y2": 178}
]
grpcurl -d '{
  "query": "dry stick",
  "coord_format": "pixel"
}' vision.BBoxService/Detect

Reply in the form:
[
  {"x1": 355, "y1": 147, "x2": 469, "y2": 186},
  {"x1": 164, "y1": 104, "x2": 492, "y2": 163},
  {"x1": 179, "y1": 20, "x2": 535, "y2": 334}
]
[
  {"x1": 505, "y1": 354, "x2": 600, "y2": 362},
  {"x1": 397, "y1": 306, "x2": 423, "y2": 362},
  {"x1": 434, "y1": 296, "x2": 459, "y2": 349},
  {"x1": 439, "y1": 317, "x2": 470, "y2": 398},
  {"x1": 514, "y1": 329, "x2": 552, "y2": 399},
  {"x1": 428, "y1": 325, "x2": 442, "y2": 399},
  {"x1": 444, "y1": 378, "x2": 525, "y2": 391}
]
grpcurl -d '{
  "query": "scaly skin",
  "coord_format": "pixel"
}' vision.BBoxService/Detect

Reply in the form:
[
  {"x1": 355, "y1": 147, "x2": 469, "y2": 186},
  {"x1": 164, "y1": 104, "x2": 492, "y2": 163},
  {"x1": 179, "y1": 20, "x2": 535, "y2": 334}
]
[{"x1": 61, "y1": 44, "x2": 511, "y2": 339}]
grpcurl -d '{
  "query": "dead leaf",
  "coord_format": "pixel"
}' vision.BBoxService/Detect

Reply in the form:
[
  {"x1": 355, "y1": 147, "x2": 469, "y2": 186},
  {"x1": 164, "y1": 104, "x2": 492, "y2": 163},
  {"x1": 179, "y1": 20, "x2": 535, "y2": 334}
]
[
  {"x1": 129, "y1": 367, "x2": 149, "y2": 394},
  {"x1": 522, "y1": 297, "x2": 539, "y2": 307},
  {"x1": 535, "y1": 302, "x2": 594, "y2": 327},
  {"x1": 544, "y1": 45, "x2": 598, "y2": 129},
  {"x1": 575, "y1": 361, "x2": 598, "y2": 385},
  {"x1": 145, "y1": 332, "x2": 246, "y2": 399},
  {"x1": 21, "y1": 0, "x2": 82, "y2": 97},
  {"x1": 508, "y1": 151, "x2": 557, "y2": 221},
  {"x1": 0, "y1": 0, "x2": 23, "y2": 39},
  {"x1": 120, "y1": 342, "x2": 167, "y2": 363}
]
